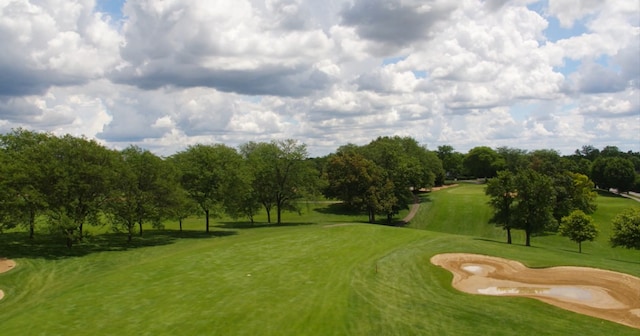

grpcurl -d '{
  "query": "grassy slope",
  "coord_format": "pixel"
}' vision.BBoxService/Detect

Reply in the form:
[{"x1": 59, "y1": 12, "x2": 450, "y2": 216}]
[{"x1": 0, "y1": 185, "x2": 639, "y2": 335}]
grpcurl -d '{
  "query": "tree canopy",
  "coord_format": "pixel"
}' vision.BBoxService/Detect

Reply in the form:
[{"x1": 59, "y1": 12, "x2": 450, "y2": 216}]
[
  {"x1": 610, "y1": 208, "x2": 640, "y2": 250},
  {"x1": 485, "y1": 170, "x2": 517, "y2": 244},
  {"x1": 171, "y1": 144, "x2": 249, "y2": 232},
  {"x1": 463, "y1": 146, "x2": 503, "y2": 179},
  {"x1": 559, "y1": 210, "x2": 598, "y2": 253}
]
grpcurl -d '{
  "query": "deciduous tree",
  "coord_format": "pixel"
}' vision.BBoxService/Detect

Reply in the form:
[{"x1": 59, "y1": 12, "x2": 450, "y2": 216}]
[
  {"x1": 512, "y1": 169, "x2": 556, "y2": 246},
  {"x1": 551, "y1": 172, "x2": 597, "y2": 227},
  {"x1": 603, "y1": 157, "x2": 636, "y2": 193},
  {"x1": 495, "y1": 147, "x2": 529, "y2": 173},
  {"x1": 559, "y1": 210, "x2": 598, "y2": 253},
  {"x1": 0, "y1": 129, "x2": 54, "y2": 238},
  {"x1": 437, "y1": 145, "x2": 464, "y2": 180},
  {"x1": 486, "y1": 170, "x2": 517, "y2": 244},
  {"x1": 325, "y1": 151, "x2": 392, "y2": 223},
  {"x1": 591, "y1": 157, "x2": 636, "y2": 192},
  {"x1": 107, "y1": 146, "x2": 179, "y2": 241},
  {"x1": 43, "y1": 135, "x2": 119, "y2": 247},
  {"x1": 610, "y1": 208, "x2": 640, "y2": 249},
  {"x1": 463, "y1": 146, "x2": 504, "y2": 179},
  {"x1": 172, "y1": 144, "x2": 248, "y2": 232}
]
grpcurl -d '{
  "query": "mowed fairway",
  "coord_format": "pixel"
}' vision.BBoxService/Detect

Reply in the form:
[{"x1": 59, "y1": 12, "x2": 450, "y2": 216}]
[{"x1": 0, "y1": 185, "x2": 639, "y2": 335}]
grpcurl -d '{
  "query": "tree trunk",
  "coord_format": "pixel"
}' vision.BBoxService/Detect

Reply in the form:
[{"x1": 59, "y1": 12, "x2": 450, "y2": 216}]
[
  {"x1": 29, "y1": 209, "x2": 35, "y2": 239},
  {"x1": 205, "y1": 209, "x2": 210, "y2": 233},
  {"x1": 128, "y1": 227, "x2": 133, "y2": 242},
  {"x1": 277, "y1": 205, "x2": 282, "y2": 224},
  {"x1": 138, "y1": 219, "x2": 143, "y2": 236},
  {"x1": 179, "y1": 218, "x2": 183, "y2": 232},
  {"x1": 506, "y1": 227, "x2": 512, "y2": 244},
  {"x1": 265, "y1": 206, "x2": 271, "y2": 223},
  {"x1": 65, "y1": 229, "x2": 73, "y2": 248},
  {"x1": 579, "y1": 241, "x2": 582, "y2": 253},
  {"x1": 525, "y1": 230, "x2": 531, "y2": 246},
  {"x1": 79, "y1": 222, "x2": 84, "y2": 239},
  {"x1": 386, "y1": 213, "x2": 392, "y2": 225},
  {"x1": 368, "y1": 208, "x2": 376, "y2": 223}
]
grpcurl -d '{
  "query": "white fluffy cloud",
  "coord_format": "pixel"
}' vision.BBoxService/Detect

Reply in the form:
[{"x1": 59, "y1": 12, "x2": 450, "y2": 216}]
[{"x1": 0, "y1": 0, "x2": 638, "y2": 156}]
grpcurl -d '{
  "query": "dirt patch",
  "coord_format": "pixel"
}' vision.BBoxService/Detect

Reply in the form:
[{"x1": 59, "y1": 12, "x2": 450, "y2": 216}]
[
  {"x1": 0, "y1": 258, "x2": 16, "y2": 301},
  {"x1": 431, "y1": 253, "x2": 640, "y2": 329}
]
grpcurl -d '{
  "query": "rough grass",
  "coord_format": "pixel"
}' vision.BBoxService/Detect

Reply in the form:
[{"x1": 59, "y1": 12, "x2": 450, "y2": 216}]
[{"x1": 0, "y1": 184, "x2": 638, "y2": 335}]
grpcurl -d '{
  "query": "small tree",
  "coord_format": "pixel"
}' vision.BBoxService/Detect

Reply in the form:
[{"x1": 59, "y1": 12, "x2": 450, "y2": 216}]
[
  {"x1": 610, "y1": 208, "x2": 640, "y2": 249},
  {"x1": 559, "y1": 210, "x2": 598, "y2": 253}
]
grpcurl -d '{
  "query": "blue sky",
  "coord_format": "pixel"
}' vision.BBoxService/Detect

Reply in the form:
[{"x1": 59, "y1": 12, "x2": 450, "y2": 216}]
[
  {"x1": 0, "y1": 0, "x2": 638, "y2": 156},
  {"x1": 96, "y1": 0, "x2": 125, "y2": 20}
]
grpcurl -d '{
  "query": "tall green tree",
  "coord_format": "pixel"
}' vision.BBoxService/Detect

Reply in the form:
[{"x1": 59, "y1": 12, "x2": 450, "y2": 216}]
[
  {"x1": 463, "y1": 146, "x2": 504, "y2": 179},
  {"x1": 43, "y1": 135, "x2": 120, "y2": 247},
  {"x1": 106, "y1": 146, "x2": 179, "y2": 241},
  {"x1": 528, "y1": 149, "x2": 562, "y2": 175},
  {"x1": 241, "y1": 140, "x2": 315, "y2": 224},
  {"x1": 603, "y1": 157, "x2": 636, "y2": 193},
  {"x1": 437, "y1": 145, "x2": 464, "y2": 180},
  {"x1": 0, "y1": 129, "x2": 53, "y2": 239},
  {"x1": 325, "y1": 152, "x2": 376, "y2": 208},
  {"x1": 485, "y1": 170, "x2": 517, "y2": 244},
  {"x1": 325, "y1": 151, "x2": 392, "y2": 223},
  {"x1": 271, "y1": 140, "x2": 316, "y2": 224},
  {"x1": 0, "y1": 149, "x2": 17, "y2": 233},
  {"x1": 591, "y1": 157, "x2": 636, "y2": 192},
  {"x1": 362, "y1": 137, "x2": 417, "y2": 224},
  {"x1": 575, "y1": 145, "x2": 600, "y2": 161},
  {"x1": 512, "y1": 169, "x2": 556, "y2": 246},
  {"x1": 496, "y1": 147, "x2": 529, "y2": 173},
  {"x1": 551, "y1": 172, "x2": 598, "y2": 227},
  {"x1": 397, "y1": 138, "x2": 443, "y2": 188},
  {"x1": 559, "y1": 210, "x2": 598, "y2": 253},
  {"x1": 600, "y1": 145, "x2": 621, "y2": 157},
  {"x1": 240, "y1": 141, "x2": 280, "y2": 223},
  {"x1": 610, "y1": 208, "x2": 640, "y2": 249},
  {"x1": 171, "y1": 144, "x2": 248, "y2": 232}
]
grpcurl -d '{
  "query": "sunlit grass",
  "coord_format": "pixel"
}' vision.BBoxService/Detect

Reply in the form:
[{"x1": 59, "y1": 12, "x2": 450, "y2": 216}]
[{"x1": 0, "y1": 184, "x2": 638, "y2": 335}]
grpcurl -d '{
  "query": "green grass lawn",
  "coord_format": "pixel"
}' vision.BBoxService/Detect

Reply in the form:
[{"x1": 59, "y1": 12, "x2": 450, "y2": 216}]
[{"x1": 0, "y1": 185, "x2": 639, "y2": 335}]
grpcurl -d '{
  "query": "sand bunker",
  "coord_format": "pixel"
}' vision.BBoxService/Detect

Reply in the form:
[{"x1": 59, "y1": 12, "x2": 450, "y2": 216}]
[
  {"x1": 431, "y1": 253, "x2": 640, "y2": 329},
  {"x1": 0, "y1": 258, "x2": 16, "y2": 301}
]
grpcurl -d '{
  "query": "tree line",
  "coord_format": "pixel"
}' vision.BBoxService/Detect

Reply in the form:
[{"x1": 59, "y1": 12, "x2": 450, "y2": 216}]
[
  {"x1": 472, "y1": 145, "x2": 640, "y2": 250},
  {"x1": 0, "y1": 130, "x2": 321, "y2": 246},
  {"x1": 1, "y1": 129, "x2": 638, "y2": 249}
]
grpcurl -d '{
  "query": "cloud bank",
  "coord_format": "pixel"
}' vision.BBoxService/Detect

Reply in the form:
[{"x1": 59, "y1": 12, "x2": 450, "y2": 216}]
[{"x1": 1, "y1": 0, "x2": 638, "y2": 156}]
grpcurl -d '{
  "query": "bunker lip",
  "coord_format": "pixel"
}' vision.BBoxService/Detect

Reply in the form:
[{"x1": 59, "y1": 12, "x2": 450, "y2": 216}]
[
  {"x1": 0, "y1": 258, "x2": 16, "y2": 301},
  {"x1": 431, "y1": 253, "x2": 640, "y2": 330}
]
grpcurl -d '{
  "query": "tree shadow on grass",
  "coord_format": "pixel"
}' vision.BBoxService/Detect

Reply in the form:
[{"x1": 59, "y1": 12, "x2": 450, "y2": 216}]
[
  {"x1": 313, "y1": 202, "x2": 363, "y2": 216},
  {"x1": 217, "y1": 221, "x2": 317, "y2": 229},
  {"x1": 596, "y1": 190, "x2": 628, "y2": 199},
  {"x1": 608, "y1": 258, "x2": 640, "y2": 265},
  {"x1": 0, "y1": 229, "x2": 236, "y2": 260},
  {"x1": 415, "y1": 192, "x2": 433, "y2": 203},
  {"x1": 472, "y1": 237, "x2": 544, "y2": 249},
  {"x1": 473, "y1": 237, "x2": 511, "y2": 245}
]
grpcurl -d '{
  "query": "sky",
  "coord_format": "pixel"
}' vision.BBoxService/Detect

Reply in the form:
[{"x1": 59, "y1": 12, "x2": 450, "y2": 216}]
[{"x1": 0, "y1": 0, "x2": 638, "y2": 157}]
